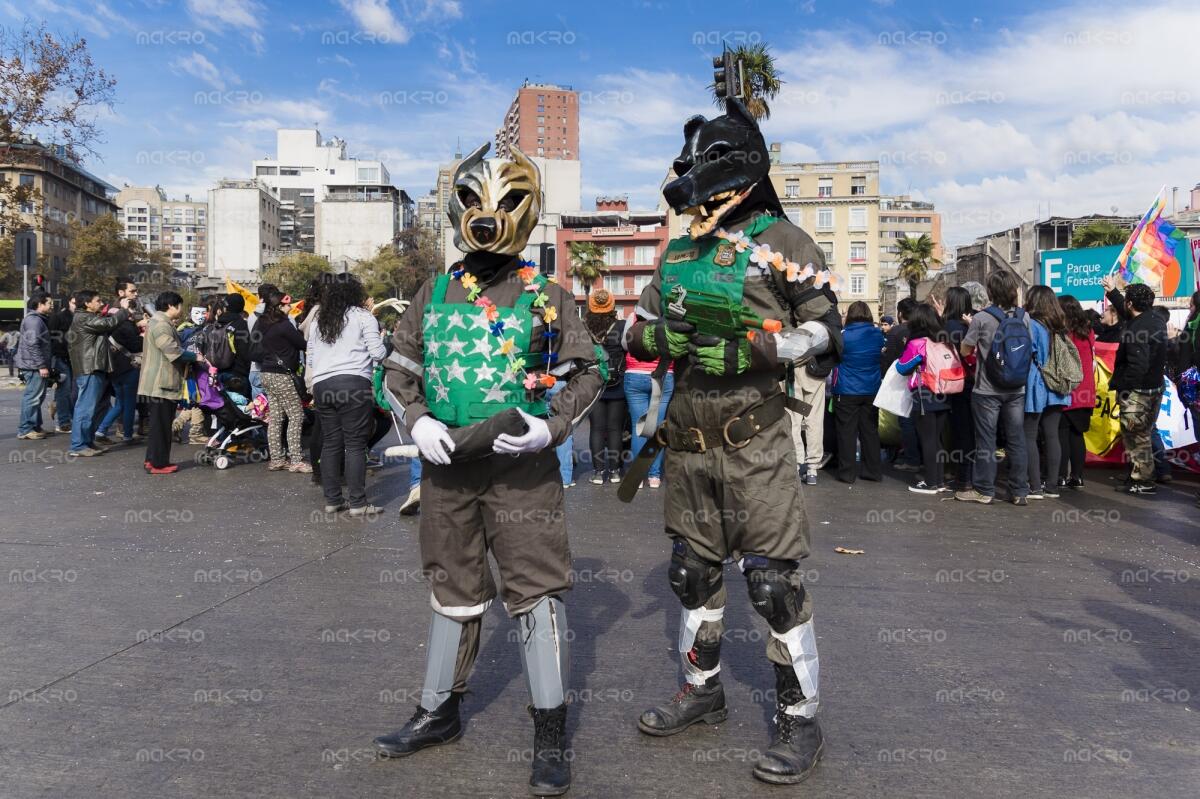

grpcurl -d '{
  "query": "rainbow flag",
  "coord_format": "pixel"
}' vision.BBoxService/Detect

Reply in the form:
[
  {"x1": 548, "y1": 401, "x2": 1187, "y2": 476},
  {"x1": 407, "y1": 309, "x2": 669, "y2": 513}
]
[{"x1": 1112, "y1": 188, "x2": 1188, "y2": 294}]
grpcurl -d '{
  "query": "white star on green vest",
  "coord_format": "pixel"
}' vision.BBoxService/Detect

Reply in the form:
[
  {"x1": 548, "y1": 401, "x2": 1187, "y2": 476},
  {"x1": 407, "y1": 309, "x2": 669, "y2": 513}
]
[
  {"x1": 474, "y1": 363, "x2": 498, "y2": 383},
  {"x1": 470, "y1": 311, "x2": 492, "y2": 331},
  {"x1": 444, "y1": 336, "x2": 467, "y2": 356},
  {"x1": 424, "y1": 309, "x2": 442, "y2": 328},
  {"x1": 446, "y1": 310, "x2": 466, "y2": 330},
  {"x1": 469, "y1": 335, "x2": 493, "y2": 358},
  {"x1": 444, "y1": 360, "x2": 468, "y2": 383},
  {"x1": 432, "y1": 382, "x2": 450, "y2": 402},
  {"x1": 482, "y1": 384, "x2": 508, "y2": 403},
  {"x1": 426, "y1": 364, "x2": 441, "y2": 382}
]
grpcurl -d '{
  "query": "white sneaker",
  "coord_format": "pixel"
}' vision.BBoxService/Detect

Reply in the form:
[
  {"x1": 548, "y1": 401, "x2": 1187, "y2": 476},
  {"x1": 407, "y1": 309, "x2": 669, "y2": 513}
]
[{"x1": 398, "y1": 486, "x2": 420, "y2": 516}]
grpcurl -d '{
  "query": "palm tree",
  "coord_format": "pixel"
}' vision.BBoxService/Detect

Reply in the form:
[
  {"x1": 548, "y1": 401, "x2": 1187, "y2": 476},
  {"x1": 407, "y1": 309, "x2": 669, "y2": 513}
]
[
  {"x1": 896, "y1": 234, "x2": 942, "y2": 300},
  {"x1": 709, "y1": 43, "x2": 784, "y2": 121},
  {"x1": 1071, "y1": 221, "x2": 1132, "y2": 249},
  {"x1": 567, "y1": 241, "x2": 609, "y2": 297}
]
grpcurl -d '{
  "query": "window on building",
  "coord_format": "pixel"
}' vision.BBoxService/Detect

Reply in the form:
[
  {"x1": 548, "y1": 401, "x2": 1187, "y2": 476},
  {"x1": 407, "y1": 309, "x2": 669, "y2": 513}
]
[
  {"x1": 604, "y1": 245, "x2": 626, "y2": 266},
  {"x1": 785, "y1": 180, "x2": 799, "y2": 198},
  {"x1": 256, "y1": 166, "x2": 278, "y2": 176},
  {"x1": 851, "y1": 176, "x2": 867, "y2": 196},
  {"x1": 18, "y1": 174, "x2": 34, "y2": 213},
  {"x1": 537, "y1": 147, "x2": 544, "y2": 155},
  {"x1": 819, "y1": 242, "x2": 834, "y2": 263},
  {"x1": 634, "y1": 245, "x2": 656, "y2": 265},
  {"x1": 537, "y1": 126, "x2": 544, "y2": 134},
  {"x1": 850, "y1": 272, "x2": 866, "y2": 296},
  {"x1": 817, "y1": 178, "x2": 832, "y2": 198},
  {"x1": 280, "y1": 168, "x2": 301, "y2": 176},
  {"x1": 849, "y1": 207, "x2": 867, "y2": 230},
  {"x1": 571, "y1": 276, "x2": 584, "y2": 295},
  {"x1": 633, "y1": 274, "x2": 652, "y2": 295},
  {"x1": 358, "y1": 167, "x2": 380, "y2": 183},
  {"x1": 603, "y1": 275, "x2": 624, "y2": 295},
  {"x1": 850, "y1": 241, "x2": 866, "y2": 262},
  {"x1": 785, "y1": 209, "x2": 802, "y2": 227},
  {"x1": 817, "y1": 208, "x2": 834, "y2": 231}
]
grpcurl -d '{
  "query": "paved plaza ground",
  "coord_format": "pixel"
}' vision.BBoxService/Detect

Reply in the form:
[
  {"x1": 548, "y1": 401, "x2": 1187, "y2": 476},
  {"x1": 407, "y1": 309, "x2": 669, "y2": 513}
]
[{"x1": 0, "y1": 387, "x2": 1197, "y2": 798}]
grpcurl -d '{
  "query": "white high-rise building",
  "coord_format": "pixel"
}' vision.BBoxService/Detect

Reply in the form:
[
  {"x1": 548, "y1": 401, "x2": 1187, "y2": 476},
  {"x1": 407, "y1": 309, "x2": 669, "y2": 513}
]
[
  {"x1": 251, "y1": 129, "x2": 406, "y2": 269},
  {"x1": 207, "y1": 179, "x2": 281, "y2": 282},
  {"x1": 116, "y1": 185, "x2": 208, "y2": 274}
]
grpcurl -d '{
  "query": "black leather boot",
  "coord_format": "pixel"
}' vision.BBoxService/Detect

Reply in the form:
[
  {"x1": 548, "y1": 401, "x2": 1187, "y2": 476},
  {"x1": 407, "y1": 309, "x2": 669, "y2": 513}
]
[
  {"x1": 528, "y1": 703, "x2": 571, "y2": 796},
  {"x1": 374, "y1": 693, "x2": 463, "y2": 757},
  {"x1": 752, "y1": 664, "x2": 824, "y2": 784},
  {"x1": 637, "y1": 679, "x2": 727, "y2": 736},
  {"x1": 638, "y1": 637, "x2": 727, "y2": 736}
]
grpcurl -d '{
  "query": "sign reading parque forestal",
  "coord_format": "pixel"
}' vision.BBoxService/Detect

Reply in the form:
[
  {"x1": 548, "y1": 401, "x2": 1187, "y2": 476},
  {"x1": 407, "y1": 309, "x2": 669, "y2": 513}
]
[{"x1": 1040, "y1": 242, "x2": 1197, "y2": 301}]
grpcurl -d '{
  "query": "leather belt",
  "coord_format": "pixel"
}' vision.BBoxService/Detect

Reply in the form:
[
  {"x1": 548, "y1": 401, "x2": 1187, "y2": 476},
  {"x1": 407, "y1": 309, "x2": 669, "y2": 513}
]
[{"x1": 655, "y1": 391, "x2": 792, "y2": 453}]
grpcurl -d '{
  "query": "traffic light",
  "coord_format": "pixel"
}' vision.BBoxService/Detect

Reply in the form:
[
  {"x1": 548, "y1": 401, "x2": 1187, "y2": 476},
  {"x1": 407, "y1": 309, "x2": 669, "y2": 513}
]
[
  {"x1": 35, "y1": 274, "x2": 45, "y2": 288},
  {"x1": 712, "y1": 48, "x2": 743, "y2": 100}
]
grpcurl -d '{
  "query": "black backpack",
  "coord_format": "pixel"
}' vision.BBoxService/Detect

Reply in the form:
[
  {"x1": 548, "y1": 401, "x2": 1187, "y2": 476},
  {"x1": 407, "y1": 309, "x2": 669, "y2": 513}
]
[{"x1": 199, "y1": 322, "x2": 235, "y2": 370}]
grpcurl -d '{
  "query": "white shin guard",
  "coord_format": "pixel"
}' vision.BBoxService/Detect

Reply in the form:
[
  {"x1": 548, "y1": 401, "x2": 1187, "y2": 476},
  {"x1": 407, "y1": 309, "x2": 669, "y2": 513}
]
[
  {"x1": 772, "y1": 617, "x2": 820, "y2": 717},
  {"x1": 678, "y1": 605, "x2": 724, "y2": 685}
]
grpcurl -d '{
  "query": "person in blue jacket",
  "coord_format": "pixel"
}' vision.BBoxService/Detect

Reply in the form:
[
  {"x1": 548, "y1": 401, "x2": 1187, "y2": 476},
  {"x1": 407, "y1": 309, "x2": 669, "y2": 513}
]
[
  {"x1": 831, "y1": 301, "x2": 885, "y2": 483},
  {"x1": 1023, "y1": 285, "x2": 1072, "y2": 499}
]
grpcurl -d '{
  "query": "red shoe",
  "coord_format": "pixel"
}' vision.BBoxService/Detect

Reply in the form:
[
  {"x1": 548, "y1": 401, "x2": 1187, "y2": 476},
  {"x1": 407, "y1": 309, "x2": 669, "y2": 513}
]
[{"x1": 145, "y1": 463, "x2": 179, "y2": 475}]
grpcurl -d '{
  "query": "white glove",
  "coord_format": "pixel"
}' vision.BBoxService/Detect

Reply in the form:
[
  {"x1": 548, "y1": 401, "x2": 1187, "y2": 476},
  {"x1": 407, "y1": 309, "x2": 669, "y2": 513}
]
[
  {"x1": 493, "y1": 409, "x2": 553, "y2": 455},
  {"x1": 412, "y1": 414, "x2": 455, "y2": 465}
]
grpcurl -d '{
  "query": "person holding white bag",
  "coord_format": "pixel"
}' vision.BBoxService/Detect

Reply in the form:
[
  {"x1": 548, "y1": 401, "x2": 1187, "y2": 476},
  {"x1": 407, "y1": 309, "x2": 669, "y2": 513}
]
[{"x1": 832, "y1": 301, "x2": 884, "y2": 483}]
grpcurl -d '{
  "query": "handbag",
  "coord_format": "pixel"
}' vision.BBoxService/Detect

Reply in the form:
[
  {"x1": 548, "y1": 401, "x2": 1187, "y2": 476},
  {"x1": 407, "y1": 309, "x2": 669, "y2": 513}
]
[{"x1": 873, "y1": 361, "x2": 914, "y2": 417}]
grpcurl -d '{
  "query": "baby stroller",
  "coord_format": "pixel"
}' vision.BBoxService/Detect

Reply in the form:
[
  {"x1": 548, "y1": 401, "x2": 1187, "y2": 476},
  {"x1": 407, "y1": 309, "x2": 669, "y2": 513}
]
[{"x1": 194, "y1": 369, "x2": 268, "y2": 470}]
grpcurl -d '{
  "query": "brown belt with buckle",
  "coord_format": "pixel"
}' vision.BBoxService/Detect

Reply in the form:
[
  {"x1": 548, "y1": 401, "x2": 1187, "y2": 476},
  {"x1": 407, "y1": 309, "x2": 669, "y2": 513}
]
[{"x1": 656, "y1": 391, "x2": 795, "y2": 453}]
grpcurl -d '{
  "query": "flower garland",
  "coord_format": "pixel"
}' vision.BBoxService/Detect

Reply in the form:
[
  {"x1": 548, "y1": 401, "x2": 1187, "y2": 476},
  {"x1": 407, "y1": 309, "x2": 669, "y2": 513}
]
[
  {"x1": 450, "y1": 259, "x2": 558, "y2": 391},
  {"x1": 714, "y1": 228, "x2": 841, "y2": 291}
]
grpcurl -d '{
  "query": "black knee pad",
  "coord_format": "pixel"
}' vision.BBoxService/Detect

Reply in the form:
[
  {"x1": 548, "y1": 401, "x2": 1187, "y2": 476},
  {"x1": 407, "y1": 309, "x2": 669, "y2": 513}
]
[
  {"x1": 743, "y1": 555, "x2": 806, "y2": 634},
  {"x1": 667, "y1": 538, "x2": 722, "y2": 610}
]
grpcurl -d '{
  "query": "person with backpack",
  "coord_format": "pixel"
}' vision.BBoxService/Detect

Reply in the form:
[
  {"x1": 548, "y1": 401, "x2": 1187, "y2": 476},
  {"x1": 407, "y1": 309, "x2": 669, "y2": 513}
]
[
  {"x1": 1022, "y1": 286, "x2": 1075, "y2": 499},
  {"x1": 938, "y1": 287, "x2": 977, "y2": 489},
  {"x1": 585, "y1": 290, "x2": 627, "y2": 484},
  {"x1": 216, "y1": 293, "x2": 252, "y2": 387},
  {"x1": 880, "y1": 297, "x2": 922, "y2": 472},
  {"x1": 831, "y1": 301, "x2": 884, "y2": 483},
  {"x1": 894, "y1": 303, "x2": 963, "y2": 494},
  {"x1": 956, "y1": 271, "x2": 1033, "y2": 505},
  {"x1": 1056, "y1": 295, "x2": 1097, "y2": 489}
]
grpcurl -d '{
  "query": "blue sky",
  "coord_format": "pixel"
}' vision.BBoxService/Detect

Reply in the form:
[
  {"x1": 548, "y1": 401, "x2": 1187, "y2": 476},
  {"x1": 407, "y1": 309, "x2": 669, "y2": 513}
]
[{"x1": 4, "y1": 0, "x2": 1198, "y2": 245}]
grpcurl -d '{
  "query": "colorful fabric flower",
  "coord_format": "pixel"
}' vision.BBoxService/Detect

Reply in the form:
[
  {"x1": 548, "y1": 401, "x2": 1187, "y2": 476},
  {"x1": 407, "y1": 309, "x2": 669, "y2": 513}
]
[
  {"x1": 523, "y1": 373, "x2": 539, "y2": 390},
  {"x1": 517, "y1": 266, "x2": 539, "y2": 283},
  {"x1": 498, "y1": 338, "x2": 516, "y2": 356},
  {"x1": 543, "y1": 305, "x2": 558, "y2": 324},
  {"x1": 533, "y1": 292, "x2": 549, "y2": 308},
  {"x1": 749, "y1": 244, "x2": 773, "y2": 268}
]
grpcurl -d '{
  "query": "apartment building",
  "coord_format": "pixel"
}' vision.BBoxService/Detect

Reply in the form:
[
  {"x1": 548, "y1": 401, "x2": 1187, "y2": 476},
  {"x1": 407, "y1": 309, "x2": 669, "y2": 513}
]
[
  {"x1": 556, "y1": 196, "x2": 668, "y2": 318},
  {"x1": 494, "y1": 81, "x2": 579, "y2": 160},
  {"x1": 115, "y1": 185, "x2": 208, "y2": 274}
]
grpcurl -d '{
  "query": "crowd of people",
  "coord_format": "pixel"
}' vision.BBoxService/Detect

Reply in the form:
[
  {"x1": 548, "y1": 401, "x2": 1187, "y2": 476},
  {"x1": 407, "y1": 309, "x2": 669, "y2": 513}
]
[
  {"x1": 10, "y1": 270, "x2": 1200, "y2": 510},
  {"x1": 829, "y1": 271, "x2": 1198, "y2": 504}
]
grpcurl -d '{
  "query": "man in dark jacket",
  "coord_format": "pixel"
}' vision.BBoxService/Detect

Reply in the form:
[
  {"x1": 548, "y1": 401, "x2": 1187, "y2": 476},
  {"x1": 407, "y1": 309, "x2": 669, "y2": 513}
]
[
  {"x1": 1109, "y1": 282, "x2": 1167, "y2": 495},
  {"x1": 15, "y1": 292, "x2": 53, "y2": 439},
  {"x1": 96, "y1": 280, "x2": 145, "y2": 444},
  {"x1": 46, "y1": 296, "x2": 76, "y2": 431},
  {"x1": 67, "y1": 290, "x2": 131, "y2": 456},
  {"x1": 217, "y1": 293, "x2": 252, "y2": 387}
]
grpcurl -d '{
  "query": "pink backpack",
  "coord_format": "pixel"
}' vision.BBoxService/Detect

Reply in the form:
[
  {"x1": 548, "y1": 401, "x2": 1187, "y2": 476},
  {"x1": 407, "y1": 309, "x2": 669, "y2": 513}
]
[{"x1": 920, "y1": 340, "x2": 966, "y2": 395}]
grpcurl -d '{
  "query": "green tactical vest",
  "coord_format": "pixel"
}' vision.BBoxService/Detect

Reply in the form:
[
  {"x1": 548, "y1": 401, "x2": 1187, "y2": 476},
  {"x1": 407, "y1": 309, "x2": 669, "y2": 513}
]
[
  {"x1": 658, "y1": 214, "x2": 780, "y2": 316},
  {"x1": 422, "y1": 272, "x2": 548, "y2": 427}
]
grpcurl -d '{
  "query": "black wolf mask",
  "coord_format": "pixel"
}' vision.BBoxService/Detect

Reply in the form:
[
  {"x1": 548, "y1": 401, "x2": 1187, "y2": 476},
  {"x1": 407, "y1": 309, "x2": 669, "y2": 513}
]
[{"x1": 662, "y1": 98, "x2": 783, "y2": 239}]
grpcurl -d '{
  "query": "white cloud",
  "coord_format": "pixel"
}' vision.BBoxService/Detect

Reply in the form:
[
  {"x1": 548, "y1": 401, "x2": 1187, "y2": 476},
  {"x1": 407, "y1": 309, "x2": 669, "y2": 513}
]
[
  {"x1": 170, "y1": 52, "x2": 238, "y2": 91},
  {"x1": 336, "y1": 0, "x2": 411, "y2": 44},
  {"x1": 186, "y1": 0, "x2": 267, "y2": 54}
]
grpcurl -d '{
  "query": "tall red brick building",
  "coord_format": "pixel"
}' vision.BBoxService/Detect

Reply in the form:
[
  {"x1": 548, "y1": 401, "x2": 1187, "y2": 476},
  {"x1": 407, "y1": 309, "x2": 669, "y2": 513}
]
[
  {"x1": 495, "y1": 81, "x2": 579, "y2": 160},
  {"x1": 556, "y1": 197, "x2": 668, "y2": 318}
]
